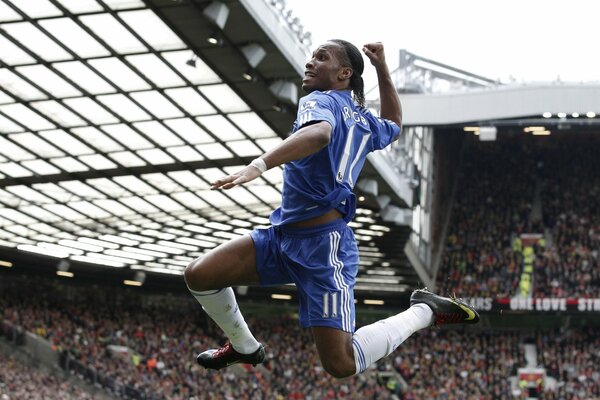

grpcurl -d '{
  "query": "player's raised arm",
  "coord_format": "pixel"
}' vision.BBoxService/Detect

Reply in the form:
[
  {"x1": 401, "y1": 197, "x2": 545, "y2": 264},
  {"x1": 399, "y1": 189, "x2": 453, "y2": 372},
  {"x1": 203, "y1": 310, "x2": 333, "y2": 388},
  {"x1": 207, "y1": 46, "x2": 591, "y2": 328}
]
[
  {"x1": 362, "y1": 42, "x2": 402, "y2": 129},
  {"x1": 210, "y1": 121, "x2": 332, "y2": 190}
]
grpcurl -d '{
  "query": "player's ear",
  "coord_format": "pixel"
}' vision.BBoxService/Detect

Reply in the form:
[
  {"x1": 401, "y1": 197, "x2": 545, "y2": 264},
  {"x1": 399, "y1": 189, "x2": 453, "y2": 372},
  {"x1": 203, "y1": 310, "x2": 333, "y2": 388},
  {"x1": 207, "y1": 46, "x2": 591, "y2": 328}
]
[{"x1": 338, "y1": 66, "x2": 353, "y2": 82}]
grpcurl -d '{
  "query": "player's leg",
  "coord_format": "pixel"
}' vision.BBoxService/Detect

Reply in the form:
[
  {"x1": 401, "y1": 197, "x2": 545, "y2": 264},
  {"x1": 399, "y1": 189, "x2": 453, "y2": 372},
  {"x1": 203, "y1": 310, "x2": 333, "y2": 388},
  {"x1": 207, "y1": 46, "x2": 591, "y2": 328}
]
[{"x1": 184, "y1": 235, "x2": 262, "y2": 362}]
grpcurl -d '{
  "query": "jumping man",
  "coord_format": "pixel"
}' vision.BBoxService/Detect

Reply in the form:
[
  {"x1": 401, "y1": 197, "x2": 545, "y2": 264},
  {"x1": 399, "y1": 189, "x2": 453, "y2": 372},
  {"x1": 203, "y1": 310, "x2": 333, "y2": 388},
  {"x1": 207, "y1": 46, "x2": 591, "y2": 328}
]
[{"x1": 184, "y1": 40, "x2": 479, "y2": 378}]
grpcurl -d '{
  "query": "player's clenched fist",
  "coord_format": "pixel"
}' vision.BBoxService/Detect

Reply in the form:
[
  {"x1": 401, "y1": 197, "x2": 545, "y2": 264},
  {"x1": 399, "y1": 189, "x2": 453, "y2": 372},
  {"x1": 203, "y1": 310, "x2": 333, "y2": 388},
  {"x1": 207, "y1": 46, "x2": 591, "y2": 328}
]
[{"x1": 362, "y1": 42, "x2": 386, "y2": 68}]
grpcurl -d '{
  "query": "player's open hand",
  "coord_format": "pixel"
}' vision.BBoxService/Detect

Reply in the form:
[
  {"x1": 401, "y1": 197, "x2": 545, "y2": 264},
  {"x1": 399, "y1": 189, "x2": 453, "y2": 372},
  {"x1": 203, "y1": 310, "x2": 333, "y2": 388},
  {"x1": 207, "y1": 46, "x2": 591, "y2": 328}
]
[
  {"x1": 210, "y1": 165, "x2": 261, "y2": 190},
  {"x1": 362, "y1": 42, "x2": 386, "y2": 68}
]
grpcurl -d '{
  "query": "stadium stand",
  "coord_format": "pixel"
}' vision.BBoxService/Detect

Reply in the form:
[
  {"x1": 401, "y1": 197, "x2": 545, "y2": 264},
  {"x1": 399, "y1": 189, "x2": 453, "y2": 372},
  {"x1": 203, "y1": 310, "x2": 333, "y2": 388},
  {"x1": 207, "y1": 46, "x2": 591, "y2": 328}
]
[
  {"x1": 0, "y1": 351, "x2": 97, "y2": 400},
  {"x1": 2, "y1": 273, "x2": 599, "y2": 399},
  {"x1": 438, "y1": 133, "x2": 600, "y2": 299}
]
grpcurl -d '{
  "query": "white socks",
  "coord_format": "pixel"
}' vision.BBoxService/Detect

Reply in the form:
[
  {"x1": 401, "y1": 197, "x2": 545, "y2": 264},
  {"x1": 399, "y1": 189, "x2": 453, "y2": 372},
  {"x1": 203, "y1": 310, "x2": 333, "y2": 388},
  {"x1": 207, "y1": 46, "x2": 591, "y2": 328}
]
[
  {"x1": 352, "y1": 303, "x2": 433, "y2": 374},
  {"x1": 189, "y1": 287, "x2": 261, "y2": 354}
]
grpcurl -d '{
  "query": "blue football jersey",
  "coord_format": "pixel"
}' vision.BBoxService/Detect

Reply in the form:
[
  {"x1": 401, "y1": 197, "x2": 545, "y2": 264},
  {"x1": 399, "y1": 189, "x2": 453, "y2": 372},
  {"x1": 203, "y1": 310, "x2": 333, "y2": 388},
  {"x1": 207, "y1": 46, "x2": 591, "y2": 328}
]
[{"x1": 269, "y1": 90, "x2": 401, "y2": 226}]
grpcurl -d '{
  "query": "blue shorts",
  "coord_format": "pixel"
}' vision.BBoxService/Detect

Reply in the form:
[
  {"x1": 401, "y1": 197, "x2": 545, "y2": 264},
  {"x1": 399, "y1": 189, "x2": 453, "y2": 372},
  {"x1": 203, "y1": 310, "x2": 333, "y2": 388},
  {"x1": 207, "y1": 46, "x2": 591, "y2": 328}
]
[{"x1": 250, "y1": 219, "x2": 358, "y2": 333}]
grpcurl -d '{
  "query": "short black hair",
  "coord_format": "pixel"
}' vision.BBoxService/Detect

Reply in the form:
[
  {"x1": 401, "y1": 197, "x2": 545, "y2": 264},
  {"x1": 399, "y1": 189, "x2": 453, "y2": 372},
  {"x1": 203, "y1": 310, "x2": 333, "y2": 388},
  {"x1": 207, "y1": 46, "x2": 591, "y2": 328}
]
[{"x1": 330, "y1": 39, "x2": 365, "y2": 107}]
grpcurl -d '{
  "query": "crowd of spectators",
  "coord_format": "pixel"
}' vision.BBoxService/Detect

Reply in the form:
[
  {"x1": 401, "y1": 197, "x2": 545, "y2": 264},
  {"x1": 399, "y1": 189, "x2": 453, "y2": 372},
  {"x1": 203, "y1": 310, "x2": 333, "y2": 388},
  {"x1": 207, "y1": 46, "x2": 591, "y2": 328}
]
[
  {"x1": 0, "y1": 351, "x2": 98, "y2": 400},
  {"x1": 537, "y1": 328, "x2": 600, "y2": 399},
  {"x1": 438, "y1": 133, "x2": 600, "y2": 299},
  {"x1": 2, "y1": 274, "x2": 600, "y2": 399},
  {"x1": 535, "y1": 135, "x2": 600, "y2": 298},
  {"x1": 437, "y1": 134, "x2": 539, "y2": 298},
  {"x1": 392, "y1": 329, "x2": 524, "y2": 400},
  {"x1": 1, "y1": 276, "x2": 388, "y2": 400}
]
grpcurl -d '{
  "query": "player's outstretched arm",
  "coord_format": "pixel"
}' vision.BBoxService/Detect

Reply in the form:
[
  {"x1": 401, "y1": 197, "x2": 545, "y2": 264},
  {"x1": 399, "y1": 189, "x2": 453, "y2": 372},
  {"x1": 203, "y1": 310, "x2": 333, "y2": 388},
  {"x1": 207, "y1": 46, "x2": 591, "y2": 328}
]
[
  {"x1": 363, "y1": 42, "x2": 402, "y2": 130},
  {"x1": 210, "y1": 121, "x2": 332, "y2": 190}
]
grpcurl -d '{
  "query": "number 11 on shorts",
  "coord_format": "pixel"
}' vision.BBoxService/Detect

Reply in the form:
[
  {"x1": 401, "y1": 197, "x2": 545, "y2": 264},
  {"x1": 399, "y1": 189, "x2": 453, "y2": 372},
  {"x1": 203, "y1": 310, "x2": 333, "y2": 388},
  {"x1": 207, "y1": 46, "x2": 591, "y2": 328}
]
[{"x1": 322, "y1": 292, "x2": 339, "y2": 318}]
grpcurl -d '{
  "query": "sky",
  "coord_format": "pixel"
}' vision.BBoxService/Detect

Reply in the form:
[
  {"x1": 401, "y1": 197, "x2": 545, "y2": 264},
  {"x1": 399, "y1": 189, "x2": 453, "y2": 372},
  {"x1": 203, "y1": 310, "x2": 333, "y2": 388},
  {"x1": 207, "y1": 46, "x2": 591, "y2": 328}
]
[{"x1": 286, "y1": 0, "x2": 600, "y2": 90}]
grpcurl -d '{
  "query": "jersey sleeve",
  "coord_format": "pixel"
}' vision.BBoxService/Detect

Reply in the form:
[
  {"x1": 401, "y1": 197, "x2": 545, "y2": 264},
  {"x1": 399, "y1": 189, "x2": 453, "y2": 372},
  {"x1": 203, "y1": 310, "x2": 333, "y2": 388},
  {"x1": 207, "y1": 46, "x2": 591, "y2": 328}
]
[
  {"x1": 295, "y1": 91, "x2": 337, "y2": 131},
  {"x1": 363, "y1": 108, "x2": 401, "y2": 150}
]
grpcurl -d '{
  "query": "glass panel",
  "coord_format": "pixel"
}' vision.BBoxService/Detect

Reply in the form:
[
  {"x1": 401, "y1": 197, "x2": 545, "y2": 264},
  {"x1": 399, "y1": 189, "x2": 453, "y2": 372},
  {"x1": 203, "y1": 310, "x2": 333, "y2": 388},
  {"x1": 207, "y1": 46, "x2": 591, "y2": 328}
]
[
  {"x1": 0, "y1": 91, "x2": 13, "y2": 104},
  {"x1": 69, "y1": 200, "x2": 111, "y2": 218},
  {"x1": 198, "y1": 84, "x2": 249, "y2": 112},
  {"x1": 55, "y1": 0, "x2": 103, "y2": 14},
  {"x1": 0, "y1": 103, "x2": 55, "y2": 130},
  {"x1": 162, "y1": 51, "x2": 221, "y2": 85},
  {"x1": 0, "y1": 113, "x2": 25, "y2": 133},
  {"x1": 2, "y1": 22, "x2": 71, "y2": 61},
  {"x1": 164, "y1": 87, "x2": 215, "y2": 116},
  {"x1": 20, "y1": 205, "x2": 60, "y2": 222},
  {"x1": 247, "y1": 185, "x2": 281, "y2": 203},
  {"x1": 167, "y1": 171, "x2": 209, "y2": 190},
  {"x1": 137, "y1": 149, "x2": 175, "y2": 165},
  {"x1": 0, "y1": 69, "x2": 46, "y2": 100},
  {"x1": 20, "y1": 159, "x2": 61, "y2": 175},
  {"x1": 141, "y1": 173, "x2": 181, "y2": 193},
  {"x1": 113, "y1": 176, "x2": 157, "y2": 195},
  {"x1": 71, "y1": 126, "x2": 123, "y2": 152},
  {"x1": 256, "y1": 137, "x2": 283, "y2": 152},
  {"x1": 228, "y1": 112, "x2": 275, "y2": 138},
  {"x1": 163, "y1": 118, "x2": 213, "y2": 144},
  {"x1": 16, "y1": 65, "x2": 81, "y2": 98},
  {"x1": 79, "y1": 13, "x2": 147, "y2": 54},
  {"x1": 10, "y1": 132, "x2": 64, "y2": 157},
  {"x1": 125, "y1": 54, "x2": 185, "y2": 88},
  {"x1": 132, "y1": 121, "x2": 183, "y2": 147},
  {"x1": 78, "y1": 154, "x2": 117, "y2": 170},
  {"x1": 86, "y1": 178, "x2": 131, "y2": 197},
  {"x1": 0, "y1": 162, "x2": 33, "y2": 177},
  {"x1": 109, "y1": 151, "x2": 146, "y2": 167},
  {"x1": 8, "y1": 0, "x2": 62, "y2": 18},
  {"x1": 194, "y1": 190, "x2": 234, "y2": 207},
  {"x1": 30, "y1": 100, "x2": 86, "y2": 127},
  {"x1": 61, "y1": 181, "x2": 105, "y2": 199},
  {"x1": 62, "y1": 97, "x2": 118, "y2": 124},
  {"x1": 196, "y1": 115, "x2": 244, "y2": 141},
  {"x1": 39, "y1": 130, "x2": 93, "y2": 156},
  {"x1": 100, "y1": 124, "x2": 153, "y2": 150},
  {"x1": 0, "y1": 2, "x2": 22, "y2": 21},
  {"x1": 0, "y1": 35, "x2": 36, "y2": 65},
  {"x1": 166, "y1": 145, "x2": 203, "y2": 162},
  {"x1": 0, "y1": 136, "x2": 33, "y2": 161},
  {"x1": 195, "y1": 143, "x2": 233, "y2": 159},
  {"x1": 103, "y1": 0, "x2": 145, "y2": 10},
  {"x1": 170, "y1": 191, "x2": 208, "y2": 209},
  {"x1": 130, "y1": 91, "x2": 183, "y2": 119},
  {"x1": 119, "y1": 9, "x2": 185, "y2": 51},
  {"x1": 227, "y1": 139, "x2": 262, "y2": 157},
  {"x1": 39, "y1": 18, "x2": 110, "y2": 58},
  {"x1": 144, "y1": 194, "x2": 184, "y2": 212},
  {"x1": 96, "y1": 94, "x2": 150, "y2": 122},
  {"x1": 119, "y1": 196, "x2": 158, "y2": 213},
  {"x1": 87, "y1": 58, "x2": 150, "y2": 91},
  {"x1": 50, "y1": 156, "x2": 89, "y2": 172}
]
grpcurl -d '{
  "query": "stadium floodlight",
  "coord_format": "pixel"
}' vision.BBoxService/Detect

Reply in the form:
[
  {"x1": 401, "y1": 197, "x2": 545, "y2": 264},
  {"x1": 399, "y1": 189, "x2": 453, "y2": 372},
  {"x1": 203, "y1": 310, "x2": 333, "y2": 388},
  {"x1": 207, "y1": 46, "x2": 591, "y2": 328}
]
[
  {"x1": 571, "y1": 112, "x2": 579, "y2": 118},
  {"x1": 479, "y1": 126, "x2": 497, "y2": 141},
  {"x1": 269, "y1": 80, "x2": 298, "y2": 105},
  {"x1": 56, "y1": 260, "x2": 74, "y2": 278},
  {"x1": 557, "y1": 112, "x2": 567, "y2": 118},
  {"x1": 542, "y1": 112, "x2": 552, "y2": 118},
  {"x1": 203, "y1": 1, "x2": 230, "y2": 29},
  {"x1": 242, "y1": 68, "x2": 257, "y2": 82},
  {"x1": 0, "y1": 260, "x2": 13, "y2": 268},
  {"x1": 586, "y1": 111, "x2": 596, "y2": 118},
  {"x1": 241, "y1": 43, "x2": 266, "y2": 68},
  {"x1": 207, "y1": 31, "x2": 224, "y2": 46}
]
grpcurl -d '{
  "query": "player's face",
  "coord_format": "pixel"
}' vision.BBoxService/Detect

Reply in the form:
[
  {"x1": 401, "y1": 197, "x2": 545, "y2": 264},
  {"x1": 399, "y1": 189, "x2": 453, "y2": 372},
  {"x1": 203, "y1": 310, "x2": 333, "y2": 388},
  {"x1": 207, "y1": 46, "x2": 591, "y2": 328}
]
[{"x1": 302, "y1": 42, "x2": 350, "y2": 93}]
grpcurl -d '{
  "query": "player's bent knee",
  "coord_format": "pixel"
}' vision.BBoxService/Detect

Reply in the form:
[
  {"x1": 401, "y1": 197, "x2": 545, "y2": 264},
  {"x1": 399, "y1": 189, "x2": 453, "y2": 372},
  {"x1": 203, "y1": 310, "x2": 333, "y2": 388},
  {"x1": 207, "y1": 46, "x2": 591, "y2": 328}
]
[
  {"x1": 321, "y1": 358, "x2": 356, "y2": 379},
  {"x1": 184, "y1": 257, "x2": 209, "y2": 291}
]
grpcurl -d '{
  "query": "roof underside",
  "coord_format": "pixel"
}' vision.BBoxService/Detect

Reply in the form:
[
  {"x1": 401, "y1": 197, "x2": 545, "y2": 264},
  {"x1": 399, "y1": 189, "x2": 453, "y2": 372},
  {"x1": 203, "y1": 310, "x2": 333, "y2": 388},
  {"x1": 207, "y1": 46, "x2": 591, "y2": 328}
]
[{"x1": 0, "y1": 0, "x2": 419, "y2": 296}]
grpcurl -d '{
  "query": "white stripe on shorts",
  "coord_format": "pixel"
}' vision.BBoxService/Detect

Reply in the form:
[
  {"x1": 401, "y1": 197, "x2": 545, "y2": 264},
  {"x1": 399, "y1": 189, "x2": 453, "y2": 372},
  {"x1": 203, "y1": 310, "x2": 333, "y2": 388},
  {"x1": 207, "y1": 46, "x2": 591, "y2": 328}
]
[{"x1": 329, "y1": 231, "x2": 351, "y2": 332}]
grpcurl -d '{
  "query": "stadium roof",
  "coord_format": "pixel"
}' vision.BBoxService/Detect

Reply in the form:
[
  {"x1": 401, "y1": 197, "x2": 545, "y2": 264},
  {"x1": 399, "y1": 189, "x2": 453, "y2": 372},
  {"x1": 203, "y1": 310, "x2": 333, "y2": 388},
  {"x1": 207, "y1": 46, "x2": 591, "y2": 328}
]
[{"x1": 0, "y1": 0, "x2": 419, "y2": 297}]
